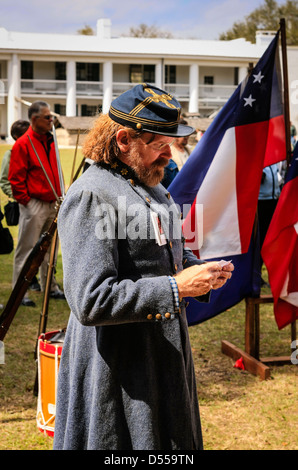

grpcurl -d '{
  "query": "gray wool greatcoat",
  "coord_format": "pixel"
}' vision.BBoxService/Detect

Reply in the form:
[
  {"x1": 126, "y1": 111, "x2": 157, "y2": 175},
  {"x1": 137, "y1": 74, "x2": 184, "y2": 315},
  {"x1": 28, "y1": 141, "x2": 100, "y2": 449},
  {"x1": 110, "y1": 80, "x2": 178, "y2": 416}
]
[{"x1": 53, "y1": 161, "x2": 208, "y2": 451}]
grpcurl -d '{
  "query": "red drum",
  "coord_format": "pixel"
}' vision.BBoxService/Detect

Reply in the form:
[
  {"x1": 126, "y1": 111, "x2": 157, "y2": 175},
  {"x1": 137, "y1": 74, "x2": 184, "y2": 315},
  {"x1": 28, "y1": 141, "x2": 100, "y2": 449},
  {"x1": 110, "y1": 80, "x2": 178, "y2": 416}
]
[{"x1": 36, "y1": 330, "x2": 65, "y2": 437}]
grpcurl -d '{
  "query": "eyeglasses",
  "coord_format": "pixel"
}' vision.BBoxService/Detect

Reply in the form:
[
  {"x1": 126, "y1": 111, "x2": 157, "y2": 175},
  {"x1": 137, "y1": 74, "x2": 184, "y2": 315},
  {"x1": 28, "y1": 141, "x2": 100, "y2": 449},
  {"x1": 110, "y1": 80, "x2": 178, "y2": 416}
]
[
  {"x1": 139, "y1": 135, "x2": 175, "y2": 151},
  {"x1": 35, "y1": 114, "x2": 53, "y2": 120}
]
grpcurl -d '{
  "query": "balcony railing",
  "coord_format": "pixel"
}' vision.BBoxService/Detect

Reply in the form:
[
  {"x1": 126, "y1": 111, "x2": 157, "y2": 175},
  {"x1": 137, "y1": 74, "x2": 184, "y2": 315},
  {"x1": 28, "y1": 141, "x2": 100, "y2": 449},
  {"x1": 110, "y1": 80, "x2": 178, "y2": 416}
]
[
  {"x1": 16, "y1": 80, "x2": 237, "y2": 105},
  {"x1": 0, "y1": 78, "x2": 8, "y2": 92},
  {"x1": 76, "y1": 81, "x2": 103, "y2": 96},
  {"x1": 0, "y1": 79, "x2": 7, "y2": 104},
  {"x1": 164, "y1": 83, "x2": 237, "y2": 103},
  {"x1": 112, "y1": 82, "x2": 149, "y2": 97},
  {"x1": 199, "y1": 84, "x2": 237, "y2": 102},
  {"x1": 21, "y1": 79, "x2": 67, "y2": 95},
  {"x1": 164, "y1": 84, "x2": 189, "y2": 99},
  {"x1": 20, "y1": 79, "x2": 105, "y2": 97}
]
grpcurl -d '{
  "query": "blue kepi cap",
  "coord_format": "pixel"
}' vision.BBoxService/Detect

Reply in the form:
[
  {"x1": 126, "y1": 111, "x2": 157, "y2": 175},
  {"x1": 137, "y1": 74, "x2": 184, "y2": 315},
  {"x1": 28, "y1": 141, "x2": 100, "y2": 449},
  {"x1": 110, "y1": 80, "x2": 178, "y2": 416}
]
[{"x1": 109, "y1": 83, "x2": 194, "y2": 137}]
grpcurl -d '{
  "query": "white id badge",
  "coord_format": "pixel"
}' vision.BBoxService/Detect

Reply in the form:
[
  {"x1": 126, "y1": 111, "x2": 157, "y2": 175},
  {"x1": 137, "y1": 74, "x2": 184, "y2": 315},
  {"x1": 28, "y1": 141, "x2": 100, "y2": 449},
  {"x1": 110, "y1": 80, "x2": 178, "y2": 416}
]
[{"x1": 151, "y1": 211, "x2": 167, "y2": 246}]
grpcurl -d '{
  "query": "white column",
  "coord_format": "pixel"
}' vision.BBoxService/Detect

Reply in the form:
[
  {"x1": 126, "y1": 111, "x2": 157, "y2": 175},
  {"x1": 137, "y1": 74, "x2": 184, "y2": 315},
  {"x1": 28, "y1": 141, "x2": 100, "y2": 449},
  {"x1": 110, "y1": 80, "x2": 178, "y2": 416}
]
[
  {"x1": 102, "y1": 61, "x2": 113, "y2": 114},
  {"x1": 189, "y1": 64, "x2": 199, "y2": 114},
  {"x1": 155, "y1": 61, "x2": 162, "y2": 89},
  {"x1": 66, "y1": 60, "x2": 76, "y2": 116},
  {"x1": 239, "y1": 66, "x2": 248, "y2": 83},
  {"x1": 7, "y1": 54, "x2": 21, "y2": 140}
]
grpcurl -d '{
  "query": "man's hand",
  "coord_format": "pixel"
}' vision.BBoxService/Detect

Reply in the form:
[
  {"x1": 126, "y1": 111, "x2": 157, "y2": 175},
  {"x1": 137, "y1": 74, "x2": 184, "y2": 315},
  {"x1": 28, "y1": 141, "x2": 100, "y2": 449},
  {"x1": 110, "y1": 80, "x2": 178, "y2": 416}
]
[
  {"x1": 174, "y1": 261, "x2": 234, "y2": 298},
  {"x1": 211, "y1": 262, "x2": 234, "y2": 290}
]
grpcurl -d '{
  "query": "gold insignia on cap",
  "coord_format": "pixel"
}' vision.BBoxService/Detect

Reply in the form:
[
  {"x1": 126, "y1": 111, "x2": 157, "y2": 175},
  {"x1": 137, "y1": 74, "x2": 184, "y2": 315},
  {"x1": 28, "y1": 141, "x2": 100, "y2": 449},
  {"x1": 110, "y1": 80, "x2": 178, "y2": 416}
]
[
  {"x1": 145, "y1": 87, "x2": 176, "y2": 109},
  {"x1": 111, "y1": 162, "x2": 118, "y2": 169},
  {"x1": 136, "y1": 123, "x2": 142, "y2": 129},
  {"x1": 129, "y1": 86, "x2": 177, "y2": 118},
  {"x1": 121, "y1": 168, "x2": 128, "y2": 176}
]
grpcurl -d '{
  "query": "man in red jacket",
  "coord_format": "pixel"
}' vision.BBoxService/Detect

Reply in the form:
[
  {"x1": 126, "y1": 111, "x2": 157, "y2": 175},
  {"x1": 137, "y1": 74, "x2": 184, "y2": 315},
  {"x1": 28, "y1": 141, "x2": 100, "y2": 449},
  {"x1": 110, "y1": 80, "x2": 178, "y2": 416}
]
[{"x1": 9, "y1": 101, "x2": 65, "y2": 306}]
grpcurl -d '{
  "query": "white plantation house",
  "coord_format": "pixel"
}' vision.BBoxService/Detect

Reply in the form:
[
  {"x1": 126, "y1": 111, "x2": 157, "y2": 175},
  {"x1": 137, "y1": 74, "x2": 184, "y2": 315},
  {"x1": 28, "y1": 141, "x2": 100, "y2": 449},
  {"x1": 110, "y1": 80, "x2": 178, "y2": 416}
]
[{"x1": 0, "y1": 18, "x2": 297, "y2": 142}]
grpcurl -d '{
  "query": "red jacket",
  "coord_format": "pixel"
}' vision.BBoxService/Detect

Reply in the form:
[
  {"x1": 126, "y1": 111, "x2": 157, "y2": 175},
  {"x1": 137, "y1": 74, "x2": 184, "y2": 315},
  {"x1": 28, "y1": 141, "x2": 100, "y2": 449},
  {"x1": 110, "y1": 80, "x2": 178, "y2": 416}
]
[{"x1": 8, "y1": 126, "x2": 62, "y2": 205}]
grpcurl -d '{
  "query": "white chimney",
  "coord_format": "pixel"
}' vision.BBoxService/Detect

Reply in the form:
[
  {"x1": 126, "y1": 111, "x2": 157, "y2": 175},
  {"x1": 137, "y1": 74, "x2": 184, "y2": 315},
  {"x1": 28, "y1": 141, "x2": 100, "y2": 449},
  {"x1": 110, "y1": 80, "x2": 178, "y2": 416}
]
[
  {"x1": 256, "y1": 30, "x2": 276, "y2": 46},
  {"x1": 97, "y1": 19, "x2": 111, "y2": 39}
]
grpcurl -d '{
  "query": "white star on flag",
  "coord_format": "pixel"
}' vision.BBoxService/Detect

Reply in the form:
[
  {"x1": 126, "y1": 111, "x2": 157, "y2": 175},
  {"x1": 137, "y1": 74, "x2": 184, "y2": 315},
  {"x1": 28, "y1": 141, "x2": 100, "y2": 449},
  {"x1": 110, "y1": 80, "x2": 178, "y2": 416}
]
[
  {"x1": 244, "y1": 94, "x2": 256, "y2": 107},
  {"x1": 253, "y1": 71, "x2": 264, "y2": 83}
]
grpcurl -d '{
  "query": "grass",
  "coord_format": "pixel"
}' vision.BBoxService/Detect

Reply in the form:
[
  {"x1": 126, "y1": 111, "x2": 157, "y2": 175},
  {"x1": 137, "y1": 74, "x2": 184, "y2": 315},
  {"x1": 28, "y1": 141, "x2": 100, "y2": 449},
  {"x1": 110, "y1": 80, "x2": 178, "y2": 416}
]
[{"x1": 0, "y1": 143, "x2": 297, "y2": 451}]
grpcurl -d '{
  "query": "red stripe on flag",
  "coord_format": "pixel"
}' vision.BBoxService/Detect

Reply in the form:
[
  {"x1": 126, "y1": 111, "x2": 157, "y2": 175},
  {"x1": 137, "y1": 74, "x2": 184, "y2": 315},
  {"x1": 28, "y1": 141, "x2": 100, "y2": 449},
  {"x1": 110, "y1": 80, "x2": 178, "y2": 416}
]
[
  {"x1": 235, "y1": 121, "x2": 268, "y2": 253},
  {"x1": 262, "y1": 163, "x2": 298, "y2": 329},
  {"x1": 183, "y1": 195, "x2": 201, "y2": 258},
  {"x1": 263, "y1": 115, "x2": 286, "y2": 167},
  {"x1": 275, "y1": 298, "x2": 298, "y2": 330},
  {"x1": 274, "y1": 233, "x2": 298, "y2": 329},
  {"x1": 265, "y1": 225, "x2": 297, "y2": 298}
]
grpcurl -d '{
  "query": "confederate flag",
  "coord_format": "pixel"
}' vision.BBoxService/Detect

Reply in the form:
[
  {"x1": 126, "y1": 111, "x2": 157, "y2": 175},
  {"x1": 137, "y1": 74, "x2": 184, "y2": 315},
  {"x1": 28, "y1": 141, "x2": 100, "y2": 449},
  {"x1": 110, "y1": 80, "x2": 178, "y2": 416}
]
[
  {"x1": 261, "y1": 148, "x2": 298, "y2": 330},
  {"x1": 169, "y1": 30, "x2": 286, "y2": 261},
  {"x1": 168, "y1": 30, "x2": 286, "y2": 326}
]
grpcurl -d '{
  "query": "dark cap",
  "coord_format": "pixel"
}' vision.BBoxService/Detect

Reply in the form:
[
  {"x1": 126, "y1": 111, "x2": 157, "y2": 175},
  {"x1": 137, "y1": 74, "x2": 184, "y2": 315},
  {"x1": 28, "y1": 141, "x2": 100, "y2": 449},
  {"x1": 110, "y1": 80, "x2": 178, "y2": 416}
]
[{"x1": 109, "y1": 83, "x2": 195, "y2": 137}]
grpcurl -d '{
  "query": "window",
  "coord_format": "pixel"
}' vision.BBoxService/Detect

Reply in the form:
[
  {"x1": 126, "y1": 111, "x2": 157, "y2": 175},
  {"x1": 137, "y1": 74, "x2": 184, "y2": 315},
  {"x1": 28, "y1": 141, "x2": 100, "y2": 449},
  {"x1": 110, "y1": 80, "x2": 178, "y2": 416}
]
[
  {"x1": 165, "y1": 65, "x2": 176, "y2": 84},
  {"x1": 234, "y1": 67, "x2": 239, "y2": 86},
  {"x1": 204, "y1": 76, "x2": 214, "y2": 85},
  {"x1": 55, "y1": 62, "x2": 66, "y2": 80},
  {"x1": 130, "y1": 64, "x2": 142, "y2": 83},
  {"x1": 76, "y1": 63, "x2": 100, "y2": 81},
  {"x1": 54, "y1": 104, "x2": 66, "y2": 115},
  {"x1": 144, "y1": 65, "x2": 155, "y2": 83},
  {"x1": 21, "y1": 61, "x2": 33, "y2": 79},
  {"x1": 81, "y1": 104, "x2": 100, "y2": 116},
  {"x1": 129, "y1": 64, "x2": 155, "y2": 83}
]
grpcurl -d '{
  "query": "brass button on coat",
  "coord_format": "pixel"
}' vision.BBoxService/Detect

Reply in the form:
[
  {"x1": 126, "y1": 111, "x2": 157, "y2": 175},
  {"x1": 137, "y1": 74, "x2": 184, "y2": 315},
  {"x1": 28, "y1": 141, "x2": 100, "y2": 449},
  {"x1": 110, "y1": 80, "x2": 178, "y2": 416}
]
[
  {"x1": 165, "y1": 312, "x2": 171, "y2": 319},
  {"x1": 147, "y1": 314, "x2": 153, "y2": 320},
  {"x1": 155, "y1": 313, "x2": 162, "y2": 320}
]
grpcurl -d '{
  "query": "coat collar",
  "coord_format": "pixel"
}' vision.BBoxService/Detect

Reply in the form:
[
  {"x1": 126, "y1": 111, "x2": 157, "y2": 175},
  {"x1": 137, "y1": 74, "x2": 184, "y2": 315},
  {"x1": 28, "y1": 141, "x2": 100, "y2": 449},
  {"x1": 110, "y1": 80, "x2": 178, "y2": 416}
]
[
  {"x1": 28, "y1": 125, "x2": 53, "y2": 144},
  {"x1": 98, "y1": 159, "x2": 172, "y2": 205},
  {"x1": 99, "y1": 159, "x2": 141, "y2": 186}
]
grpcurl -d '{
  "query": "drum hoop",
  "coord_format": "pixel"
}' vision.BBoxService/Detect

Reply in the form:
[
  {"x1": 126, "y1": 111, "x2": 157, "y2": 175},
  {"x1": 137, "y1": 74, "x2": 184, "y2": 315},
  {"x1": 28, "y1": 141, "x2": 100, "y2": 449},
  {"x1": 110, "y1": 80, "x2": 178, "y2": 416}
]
[{"x1": 39, "y1": 350, "x2": 62, "y2": 359}]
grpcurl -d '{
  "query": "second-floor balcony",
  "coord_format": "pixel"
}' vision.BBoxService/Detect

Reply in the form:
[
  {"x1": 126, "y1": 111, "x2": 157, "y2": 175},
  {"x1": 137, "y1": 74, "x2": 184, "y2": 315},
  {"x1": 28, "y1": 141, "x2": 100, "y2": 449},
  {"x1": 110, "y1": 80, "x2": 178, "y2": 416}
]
[
  {"x1": 164, "y1": 83, "x2": 237, "y2": 104},
  {"x1": 199, "y1": 84, "x2": 237, "y2": 104},
  {"x1": 112, "y1": 81, "x2": 144, "y2": 96},
  {"x1": 21, "y1": 79, "x2": 67, "y2": 95},
  {"x1": 0, "y1": 78, "x2": 8, "y2": 97},
  {"x1": 0, "y1": 78, "x2": 238, "y2": 109},
  {"x1": 76, "y1": 81, "x2": 103, "y2": 96},
  {"x1": 20, "y1": 79, "x2": 104, "y2": 97}
]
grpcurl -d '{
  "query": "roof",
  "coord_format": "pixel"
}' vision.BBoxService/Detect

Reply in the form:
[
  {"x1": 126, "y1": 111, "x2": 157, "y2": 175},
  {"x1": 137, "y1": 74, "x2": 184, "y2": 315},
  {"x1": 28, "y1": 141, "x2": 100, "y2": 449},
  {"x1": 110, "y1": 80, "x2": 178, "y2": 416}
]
[
  {"x1": 0, "y1": 27, "x2": 267, "y2": 60},
  {"x1": 186, "y1": 117, "x2": 213, "y2": 131},
  {"x1": 57, "y1": 116, "x2": 96, "y2": 131}
]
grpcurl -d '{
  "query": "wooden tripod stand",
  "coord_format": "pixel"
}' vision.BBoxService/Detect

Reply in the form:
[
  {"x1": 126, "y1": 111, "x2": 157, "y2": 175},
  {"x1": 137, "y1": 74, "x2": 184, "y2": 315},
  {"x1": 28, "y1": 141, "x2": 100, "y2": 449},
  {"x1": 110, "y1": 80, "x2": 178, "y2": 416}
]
[{"x1": 222, "y1": 295, "x2": 296, "y2": 380}]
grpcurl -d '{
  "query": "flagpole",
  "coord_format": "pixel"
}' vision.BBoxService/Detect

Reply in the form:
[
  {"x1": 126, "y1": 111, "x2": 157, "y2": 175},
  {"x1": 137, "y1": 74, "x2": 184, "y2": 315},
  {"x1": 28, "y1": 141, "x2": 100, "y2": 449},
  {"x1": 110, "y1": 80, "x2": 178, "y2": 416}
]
[
  {"x1": 280, "y1": 18, "x2": 292, "y2": 166},
  {"x1": 279, "y1": 18, "x2": 296, "y2": 344}
]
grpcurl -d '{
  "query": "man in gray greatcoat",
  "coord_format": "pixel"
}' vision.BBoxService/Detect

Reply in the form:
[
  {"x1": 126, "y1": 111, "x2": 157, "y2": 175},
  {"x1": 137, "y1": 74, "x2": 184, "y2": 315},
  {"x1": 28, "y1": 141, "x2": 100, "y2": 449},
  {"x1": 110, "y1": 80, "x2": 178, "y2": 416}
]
[{"x1": 53, "y1": 84, "x2": 234, "y2": 450}]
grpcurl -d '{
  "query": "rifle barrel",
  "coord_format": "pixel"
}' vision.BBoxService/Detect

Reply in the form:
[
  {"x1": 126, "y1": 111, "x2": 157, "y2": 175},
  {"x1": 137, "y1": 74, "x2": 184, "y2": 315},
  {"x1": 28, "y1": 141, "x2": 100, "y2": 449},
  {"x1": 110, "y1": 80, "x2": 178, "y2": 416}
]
[{"x1": 0, "y1": 214, "x2": 59, "y2": 342}]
